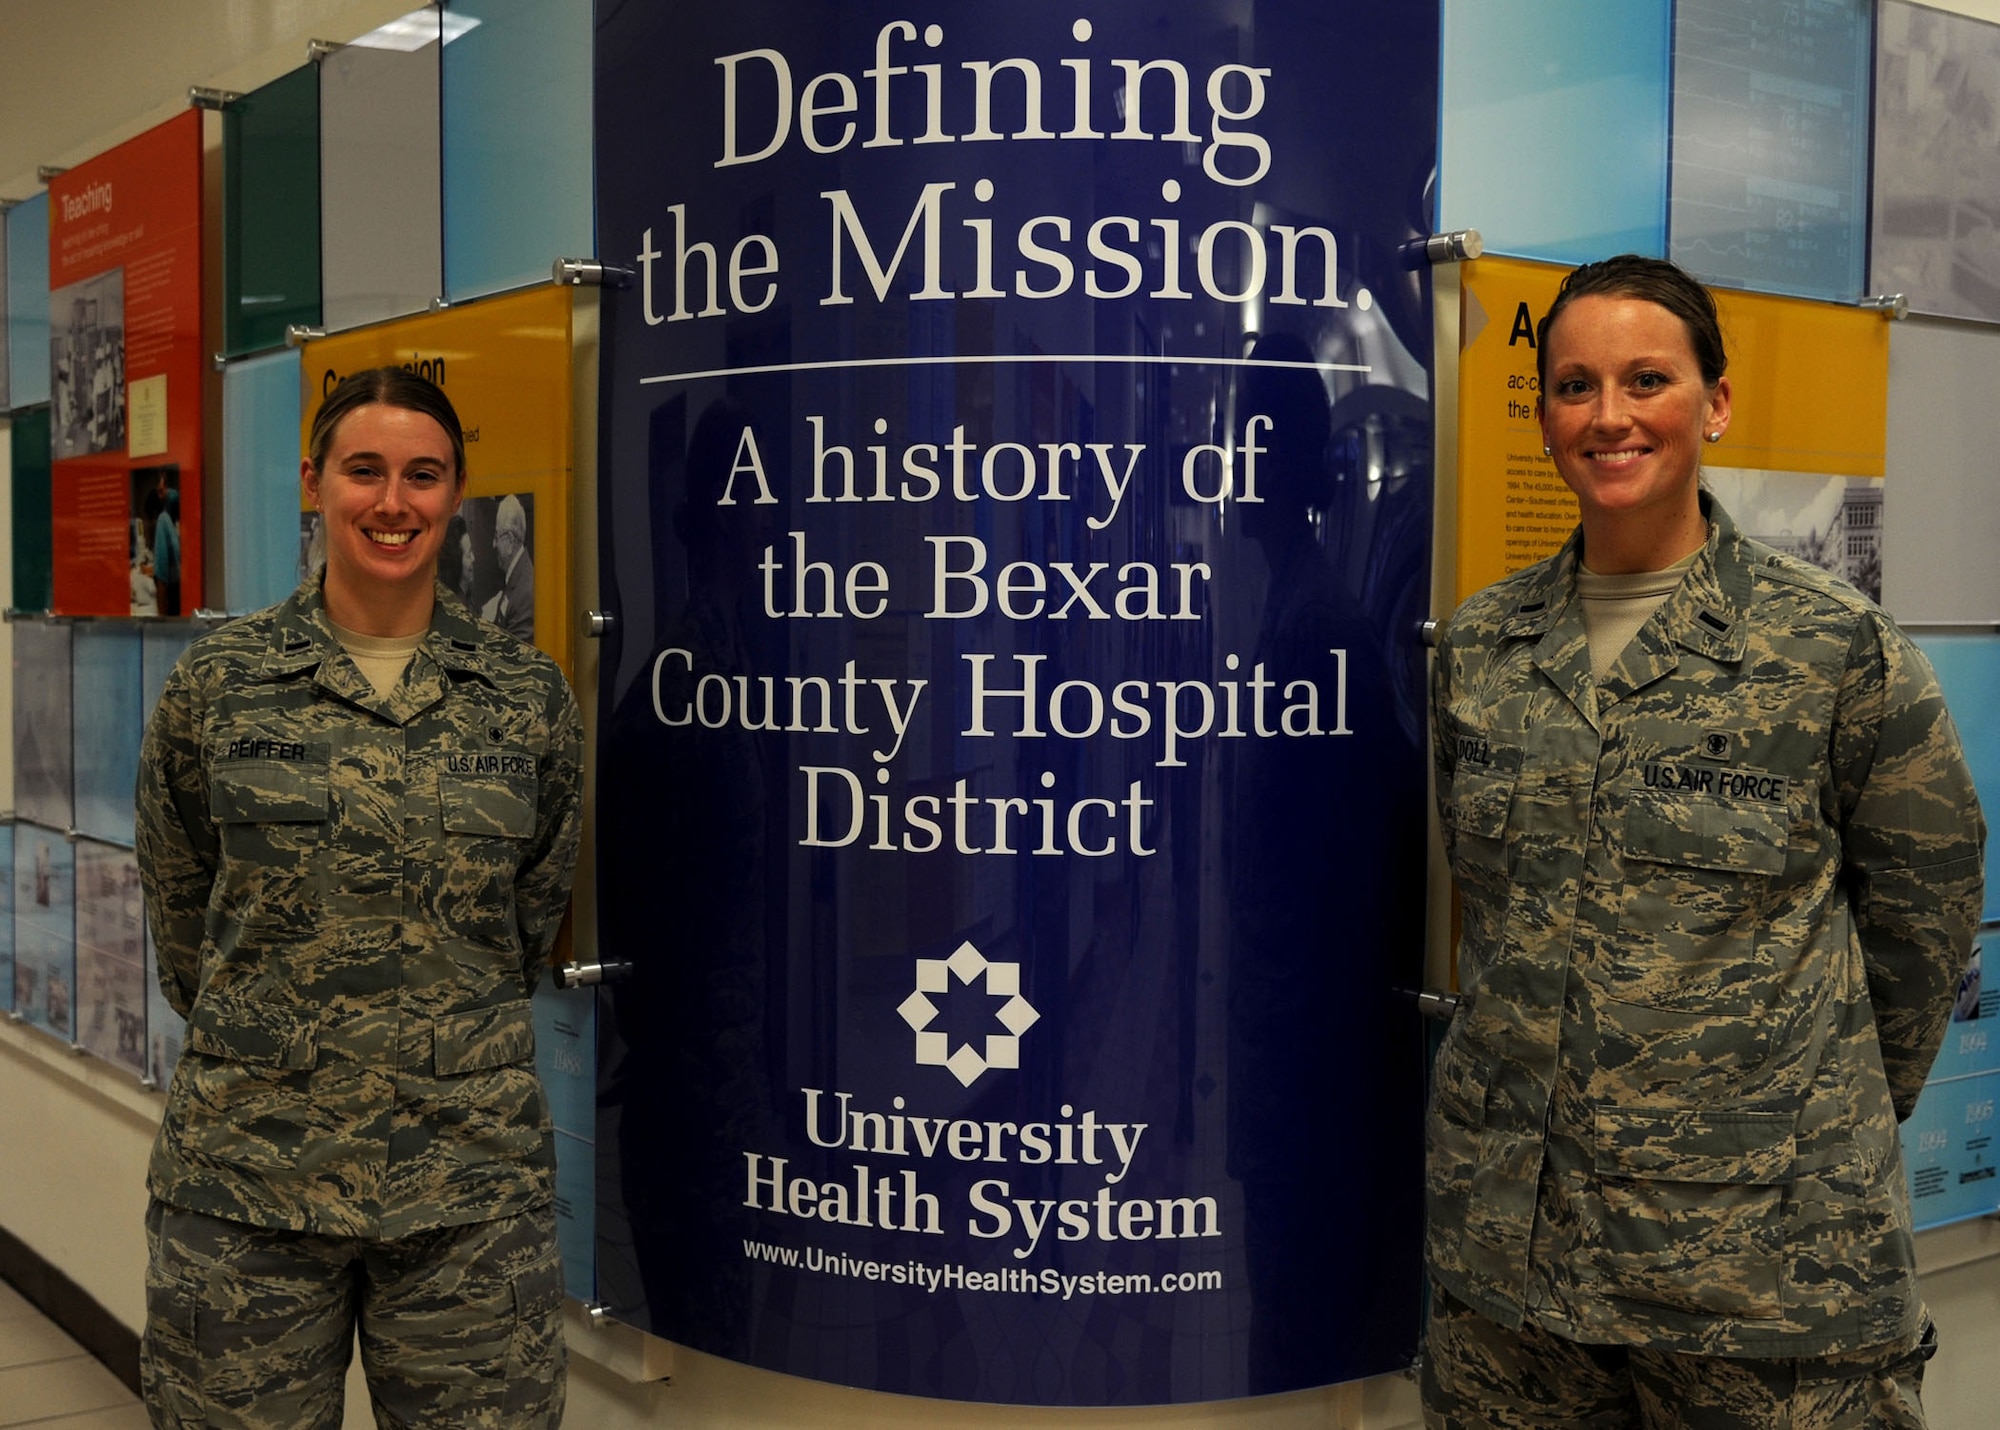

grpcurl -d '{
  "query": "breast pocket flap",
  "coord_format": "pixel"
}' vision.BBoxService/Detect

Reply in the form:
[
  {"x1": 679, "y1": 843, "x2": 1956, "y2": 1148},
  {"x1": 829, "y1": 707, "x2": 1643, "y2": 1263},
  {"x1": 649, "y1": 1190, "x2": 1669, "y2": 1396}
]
[
  {"x1": 209, "y1": 760, "x2": 328, "y2": 824},
  {"x1": 187, "y1": 998, "x2": 319, "y2": 1070},
  {"x1": 1625, "y1": 794, "x2": 1787, "y2": 876},
  {"x1": 1594, "y1": 1107, "x2": 1796, "y2": 1185},
  {"x1": 440, "y1": 773, "x2": 537, "y2": 839}
]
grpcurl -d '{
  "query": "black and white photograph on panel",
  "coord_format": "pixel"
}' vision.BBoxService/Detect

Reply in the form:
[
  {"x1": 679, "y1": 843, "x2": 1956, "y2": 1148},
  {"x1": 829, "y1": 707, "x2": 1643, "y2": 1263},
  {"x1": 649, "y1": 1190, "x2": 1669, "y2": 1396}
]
[
  {"x1": 450, "y1": 493, "x2": 536, "y2": 644},
  {"x1": 1703, "y1": 469, "x2": 1884, "y2": 605},
  {"x1": 12, "y1": 619, "x2": 76, "y2": 831},
  {"x1": 1873, "y1": 0, "x2": 2000, "y2": 322},
  {"x1": 50, "y1": 267, "x2": 126, "y2": 459}
]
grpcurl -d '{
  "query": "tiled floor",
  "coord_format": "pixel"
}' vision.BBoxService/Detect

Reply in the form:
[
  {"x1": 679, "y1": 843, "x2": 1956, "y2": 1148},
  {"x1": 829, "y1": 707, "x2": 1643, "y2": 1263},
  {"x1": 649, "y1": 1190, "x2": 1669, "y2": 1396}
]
[{"x1": 0, "y1": 1279, "x2": 145, "y2": 1428}]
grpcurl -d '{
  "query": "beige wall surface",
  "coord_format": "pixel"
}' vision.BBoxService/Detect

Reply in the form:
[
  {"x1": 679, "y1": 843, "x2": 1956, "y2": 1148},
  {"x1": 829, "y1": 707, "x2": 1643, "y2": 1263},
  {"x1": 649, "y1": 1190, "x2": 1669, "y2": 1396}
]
[{"x1": 2, "y1": 3, "x2": 1997, "y2": 1429}]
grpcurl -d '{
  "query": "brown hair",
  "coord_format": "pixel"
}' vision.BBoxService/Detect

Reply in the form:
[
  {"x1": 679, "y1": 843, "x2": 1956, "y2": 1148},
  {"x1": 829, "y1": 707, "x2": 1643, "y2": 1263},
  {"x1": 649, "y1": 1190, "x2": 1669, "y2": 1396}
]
[
  {"x1": 307, "y1": 367, "x2": 467, "y2": 483},
  {"x1": 1536, "y1": 255, "x2": 1728, "y2": 393}
]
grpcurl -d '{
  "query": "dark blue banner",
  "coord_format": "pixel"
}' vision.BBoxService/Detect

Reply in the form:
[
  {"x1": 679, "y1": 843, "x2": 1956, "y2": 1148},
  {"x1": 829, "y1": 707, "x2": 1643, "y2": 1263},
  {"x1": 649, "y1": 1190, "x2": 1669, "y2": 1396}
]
[{"x1": 592, "y1": 0, "x2": 1439, "y2": 1403}]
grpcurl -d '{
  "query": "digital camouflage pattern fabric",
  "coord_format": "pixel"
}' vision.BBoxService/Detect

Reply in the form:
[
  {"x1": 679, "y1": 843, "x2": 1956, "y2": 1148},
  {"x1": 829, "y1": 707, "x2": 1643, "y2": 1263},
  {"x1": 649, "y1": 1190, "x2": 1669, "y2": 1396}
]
[
  {"x1": 1428, "y1": 495, "x2": 1984, "y2": 1359},
  {"x1": 136, "y1": 579, "x2": 584, "y2": 1241}
]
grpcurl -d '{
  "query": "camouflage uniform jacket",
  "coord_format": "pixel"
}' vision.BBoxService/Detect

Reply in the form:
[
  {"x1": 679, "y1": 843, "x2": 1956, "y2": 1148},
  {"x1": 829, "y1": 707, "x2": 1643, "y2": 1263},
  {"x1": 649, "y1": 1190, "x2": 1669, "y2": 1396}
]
[
  {"x1": 1428, "y1": 494, "x2": 1983, "y2": 1358},
  {"x1": 136, "y1": 580, "x2": 584, "y2": 1240}
]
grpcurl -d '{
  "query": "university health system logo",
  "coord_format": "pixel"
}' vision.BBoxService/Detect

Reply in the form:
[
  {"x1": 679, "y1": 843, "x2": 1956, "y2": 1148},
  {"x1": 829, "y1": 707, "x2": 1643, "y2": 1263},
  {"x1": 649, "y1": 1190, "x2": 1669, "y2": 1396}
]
[{"x1": 897, "y1": 940, "x2": 1039, "y2": 1087}]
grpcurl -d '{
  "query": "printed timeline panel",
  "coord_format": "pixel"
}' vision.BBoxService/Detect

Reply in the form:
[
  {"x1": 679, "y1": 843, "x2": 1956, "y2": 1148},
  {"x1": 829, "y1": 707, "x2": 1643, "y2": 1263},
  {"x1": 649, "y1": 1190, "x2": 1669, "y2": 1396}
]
[
  {"x1": 1438, "y1": 0, "x2": 1671, "y2": 264},
  {"x1": 1670, "y1": 0, "x2": 1873, "y2": 300},
  {"x1": 1913, "y1": 633, "x2": 2000, "y2": 924},
  {"x1": 442, "y1": 0, "x2": 593, "y2": 301},
  {"x1": 320, "y1": 30, "x2": 443, "y2": 331}
]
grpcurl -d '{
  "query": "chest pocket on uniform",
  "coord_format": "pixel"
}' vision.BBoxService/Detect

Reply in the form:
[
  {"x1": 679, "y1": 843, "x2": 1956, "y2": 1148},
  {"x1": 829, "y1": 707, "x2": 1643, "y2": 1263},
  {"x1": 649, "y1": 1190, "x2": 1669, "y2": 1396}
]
[
  {"x1": 1611, "y1": 791, "x2": 1789, "y2": 1013},
  {"x1": 210, "y1": 759, "x2": 329, "y2": 823},
  {"x1": 439, "y1": 772, "x2": 537, "y2": 839}
]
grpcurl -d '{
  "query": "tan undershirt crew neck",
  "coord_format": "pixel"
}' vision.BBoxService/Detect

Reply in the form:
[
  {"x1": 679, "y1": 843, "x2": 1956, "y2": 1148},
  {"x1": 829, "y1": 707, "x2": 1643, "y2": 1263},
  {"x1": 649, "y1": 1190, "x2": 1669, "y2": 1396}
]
[
  {"x1": 1575, "y1": 546, "x2": 1702, "y2": 683},
  {"x1": 329, "y1": 620, "x2": 426, "y2": 700}
]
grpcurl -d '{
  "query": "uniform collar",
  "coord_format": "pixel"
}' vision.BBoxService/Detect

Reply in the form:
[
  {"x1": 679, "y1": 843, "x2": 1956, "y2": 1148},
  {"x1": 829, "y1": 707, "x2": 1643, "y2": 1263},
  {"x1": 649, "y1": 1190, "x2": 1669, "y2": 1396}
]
[{"x1": 261, "y1": 580, "x2": 505, "y2": 723}]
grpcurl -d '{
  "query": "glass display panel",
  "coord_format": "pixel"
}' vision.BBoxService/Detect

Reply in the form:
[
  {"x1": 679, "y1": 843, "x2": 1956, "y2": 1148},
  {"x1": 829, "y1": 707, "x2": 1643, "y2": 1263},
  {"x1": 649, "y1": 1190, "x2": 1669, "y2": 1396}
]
[
  {"x1": 0, "y1": 824, "x2": 13, "y2": 1014},
  {"x1": 12, "y1": 823, "x2": 74, "y2": 1039},
  {"x1": 74, "y1": 838, "x2": 145, "y2": 1077},
  {"x1": 13, "y1": 619, "x2": 72, "y2": 831},
  {"x1": 442, "y1": 0, "x2": 593, "y2": 301},
  {"x1": 1871, "y1": 0, "x2": 2000, "y2": 322},
  {"x1": 5, "y1": 196, "x2": 50, "y2": 409},
  {"x1": 1670, "y1": 0, "x2": 1873, "y2": 299},
  {"x1": 70, "y1": 623, "x2": 142, "y2": 844},
  {"x1": 222, "y1": 348, "x2": 305, "y2": 612},
  {"x1": 1914, "y1": 632, "x2": 2000, "y2": 923},
  {"x1": 10, "y1": 405, "x2": 52, "y2": 612},
  {"x1": 320, "y1": 35, "x2": 443, "y2": 330},
  {"x1": 1439, "y1": 0, "x2": 1671, "y2": 262},
  {"x1": 224, "y1": 65, "x2": 323, "y2": 356}
]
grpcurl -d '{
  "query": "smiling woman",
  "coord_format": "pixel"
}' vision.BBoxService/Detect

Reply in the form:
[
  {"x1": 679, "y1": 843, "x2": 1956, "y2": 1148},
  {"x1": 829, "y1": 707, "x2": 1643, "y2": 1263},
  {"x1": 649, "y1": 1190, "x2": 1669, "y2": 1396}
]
[
  {"x1": 133, "y1": 368, "x2": 584, "y2": 1428},
  {"x1": 1424, "y1": 257, "x2": 1985, "y2": 1429}
]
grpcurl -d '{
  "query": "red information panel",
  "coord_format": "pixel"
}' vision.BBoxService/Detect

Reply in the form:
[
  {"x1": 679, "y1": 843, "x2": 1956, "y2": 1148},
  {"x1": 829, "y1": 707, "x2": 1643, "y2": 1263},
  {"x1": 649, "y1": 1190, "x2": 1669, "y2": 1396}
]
[{"x1": 46, "y1": 110, "x2": 205, "y2": 615}]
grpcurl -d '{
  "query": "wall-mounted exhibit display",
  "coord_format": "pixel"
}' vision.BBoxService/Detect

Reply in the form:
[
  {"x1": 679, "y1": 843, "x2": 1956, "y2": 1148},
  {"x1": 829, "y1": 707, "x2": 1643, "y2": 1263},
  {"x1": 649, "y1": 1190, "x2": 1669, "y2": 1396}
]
[
  {"x1": 1454, "y1": 255, "x2": 1888, "y2": 600},
  {"x1": 318, "y1": 29, "x2": 443, "y2": 332},
  {"x1": 532, "y1": 982, "x2": 596, "y2": 1301},
  {"x1": 592, "y1": 0, "x2": 1438, "y2": 1404},
  {"x1": 1438, "y1": 0, "x2": 1669, "y2": 264},
  {"x1": 1670, "y1": 0, "x2": 1872, "y2": 300},
  {"x1": 1903, "y1": 1067, "x2": 2000, "y2": 1230},
  {"x1": 10, "y1": 406, "x2": 52, "y2": 612},
  {"x1": 1916, "y1": 633, "x2": 2000, "y2": 926},
  {"x1": 441, "y1": 0, "x2": 593, "y2": 302},
  {"x1": 300, "y1": 285, "x2": 577, "y2": 672},
  {"x1": 13, "y1": 618, "x2": 73, "y2": 832},
  {"x1": 74, "y1": 838, "x2": 145, "y2": 1078},
  {"x1": 1872, "y1": 0, "x2": 2000, "y2": 324},
  {"x1": 221, "y1": 348, "x2": 305, "y2": 614},
  {"x1": 6, "y1": 195, "x2": 51, "y2": 409},
  {"x1": 46, "y1": 111, "x2": 207, "y2": 616},
  {"x1": 71, "y1": 623, "x2": 142, "y2": 843},
  {"x1": 223, "y1": 65, "x2": 322, "y2": 357},
  {"x1": 1, "y1": 210, "x2": 10, "y2": 410},
  {"x1": 13, "y1": 824, "x2": 75, "y2": 1040}
]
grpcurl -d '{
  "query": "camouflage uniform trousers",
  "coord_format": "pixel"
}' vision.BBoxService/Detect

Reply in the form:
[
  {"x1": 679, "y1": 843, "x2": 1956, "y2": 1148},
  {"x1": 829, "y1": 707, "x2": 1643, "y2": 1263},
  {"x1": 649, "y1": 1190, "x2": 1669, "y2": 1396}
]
[
  {"x1": 141, "y1": 1199, "x2": 566, "y2": 1429},
  {"x1": 1421, "y1": 1285, "x2": 1932, "y2": 1430}
]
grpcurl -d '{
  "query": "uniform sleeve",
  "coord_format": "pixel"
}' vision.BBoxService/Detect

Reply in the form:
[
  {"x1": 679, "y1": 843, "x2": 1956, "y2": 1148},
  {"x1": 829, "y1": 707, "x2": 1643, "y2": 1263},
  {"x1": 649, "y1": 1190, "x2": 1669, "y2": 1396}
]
[
  {"x1": 135, "y1": 657, "x2": 218, "y2": 1018},
  {"x1": 1834, "y1": 615, "x2": 1987, "y2": 1120},
  {"x1": 515, "y1": 671, "x2": 585, "y2": 987}
]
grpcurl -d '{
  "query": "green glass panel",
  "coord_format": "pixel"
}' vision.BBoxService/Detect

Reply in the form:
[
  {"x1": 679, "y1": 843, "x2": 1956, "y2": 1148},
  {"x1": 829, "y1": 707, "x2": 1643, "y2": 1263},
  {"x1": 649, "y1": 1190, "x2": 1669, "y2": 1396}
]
[
  {"x1": 11, "y1": 407, "x2": 52, "y2": 612},
  {"x1": 224, "y1": 65, "x2": 322, "y2": 356}
]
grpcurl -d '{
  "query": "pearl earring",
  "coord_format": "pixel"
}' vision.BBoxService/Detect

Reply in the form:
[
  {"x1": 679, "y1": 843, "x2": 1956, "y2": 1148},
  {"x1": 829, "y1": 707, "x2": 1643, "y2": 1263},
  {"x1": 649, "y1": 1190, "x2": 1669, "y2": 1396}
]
[
  {"x1": 1542, "y1": 444, "x2": 1551, "y2": 457},
  {"x1": 1705, "y1": 431, "x2": 1722, "y2": 443}
]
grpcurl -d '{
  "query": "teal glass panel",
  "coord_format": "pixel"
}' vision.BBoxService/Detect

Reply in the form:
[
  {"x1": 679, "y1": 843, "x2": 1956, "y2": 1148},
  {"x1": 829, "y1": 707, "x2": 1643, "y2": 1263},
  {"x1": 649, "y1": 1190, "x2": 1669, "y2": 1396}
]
[
  {"x1": 222, "y1": 349, "x2": 305, "y2": 612},
  {"x1": 71, "y1": 624, "x2": 142, "y2": 845},
  {"x1": 6, "y1": 196, "x2": 51, "y2": 409},
  {"x1": 11, "y1": 406, "x2": 52, "y2": 612},
  {"x1": 442, "y1": 0, "x2": 593, "y2": 301},
  {"x1": 224, "y1": 65, "x2": 322, "y2": 356},
  {"x1": 1439, "y1": 0, "x2": 1670, "y2": 262},
  {"x1": 1670, "y1": 0, "x2": 1873, "y2": 299}
]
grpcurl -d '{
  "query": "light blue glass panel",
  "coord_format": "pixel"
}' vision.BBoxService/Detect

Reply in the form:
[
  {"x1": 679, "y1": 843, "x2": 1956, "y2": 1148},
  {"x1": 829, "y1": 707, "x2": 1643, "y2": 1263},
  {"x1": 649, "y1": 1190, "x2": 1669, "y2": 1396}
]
[
  {"x1": 0, "y1": 824, "x2": 13, "y2": 1013},
  {"x1": 71, "y1": 625, "x2": 142, "y2": 844},
  {"x1": 14, "y1": 619, "x2": 72, "y2": 831},
  {"x1": 223, "y1": 349, "x2": 305, "y2": 612},
  {"x1": 533, "y1": 981, "x2": 595, "y2": 1300},
  {"x1": 145, "y1": 924, "x2": 186, "y2": 1088},
  {"x1": 142, "y1": 623, "x2": 196, "y2": 722},
  {"x1": 6, "y1": 195, "x2": 51, "y2": 409},
  {"x1": 13, "y1": 823, "x2": 74, "y2": 1039},
  {"x1": 1439, "y1": 0, "x2": 1670, "y2": 263},
  {"x1": 443, "y1": 0, "x2": 593, "y2": 301},
  {"x1": 1915, "y1": 633, "x2": 2000, "y2": 922},
  {"x1": 1671, "y1": 0, "x2": 1873, "y2": 299},
  {"x1": 1904, "y1": 1069, "x2": 2000, "y2": 1230}
]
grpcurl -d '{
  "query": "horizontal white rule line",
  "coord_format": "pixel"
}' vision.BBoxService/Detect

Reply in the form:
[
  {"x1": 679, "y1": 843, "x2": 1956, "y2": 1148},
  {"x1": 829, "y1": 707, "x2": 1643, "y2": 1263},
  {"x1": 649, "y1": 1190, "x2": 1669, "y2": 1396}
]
[{"x1": 639, "y1": 352, "x2": 1372, "y2": 385}]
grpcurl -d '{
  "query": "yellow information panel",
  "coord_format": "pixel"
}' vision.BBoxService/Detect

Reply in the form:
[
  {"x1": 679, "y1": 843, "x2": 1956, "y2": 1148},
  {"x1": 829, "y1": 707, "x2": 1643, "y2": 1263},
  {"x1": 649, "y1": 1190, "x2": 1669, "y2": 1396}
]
[
  {"x1": 1454, "y1": 255, "x2": 1889, "y2": 604},
  {"x1": 300, "y1": 286, "x2": 576, "y2": 673}
]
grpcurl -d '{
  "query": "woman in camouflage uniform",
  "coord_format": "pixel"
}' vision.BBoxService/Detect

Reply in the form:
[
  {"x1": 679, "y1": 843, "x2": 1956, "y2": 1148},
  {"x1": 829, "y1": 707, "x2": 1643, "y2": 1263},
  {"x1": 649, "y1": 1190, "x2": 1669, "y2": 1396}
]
[
  {"x1": 1425, "y1": 257, "x2": 1984, "y2": 1429},
  {"x1": 135, "y1": 369, "x2": 583, "y2": 1428}
]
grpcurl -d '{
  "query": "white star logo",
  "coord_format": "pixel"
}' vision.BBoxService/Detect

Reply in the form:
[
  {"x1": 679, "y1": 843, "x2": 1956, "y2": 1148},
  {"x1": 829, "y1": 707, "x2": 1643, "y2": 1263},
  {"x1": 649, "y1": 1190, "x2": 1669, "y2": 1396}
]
[{"x1": 896, "y1": 940, "x2": 1040, "y2": 1087}]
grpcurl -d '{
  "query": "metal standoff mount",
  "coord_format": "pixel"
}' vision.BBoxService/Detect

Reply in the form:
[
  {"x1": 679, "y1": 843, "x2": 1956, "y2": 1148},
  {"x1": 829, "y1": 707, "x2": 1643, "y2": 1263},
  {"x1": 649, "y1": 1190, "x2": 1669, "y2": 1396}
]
[
  {"x1": 284, "y1": 325, "x2": 325, "y2": 348},
  {"x1": 554, "y1": 960, "x2": 635, "y2": 989},
  {"x1": 586, "y1": 1302, "x2": 610, "y2": 1330},
  {"x1": 1407, "y1": 229, "x2": 1483, "y2": 265},
  {"x1": 306, "y1": 38, "x2": 341, "y2": 63},
  {"x1": 552, "y1": 257, "x2": 636, "y2": 288},
  {"x1": 1857, "y1": 293, "x2": 1910, "y2": 320},
  {"x1": 1402, "y1": 988, "x2": 1464, "y2": 1021},
  {"x1": 188, "y1": 86, "x2": 243, "y2": 110},
  {"x1": 1418, "y1": 618, "x2": 1441, "y2": 648},
  {"x1": 581, "y1": 610, "x2": 616, "y2": 638},
  {"x1": 37, "y1": 165, "x2": 68, "y2": 183}
]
